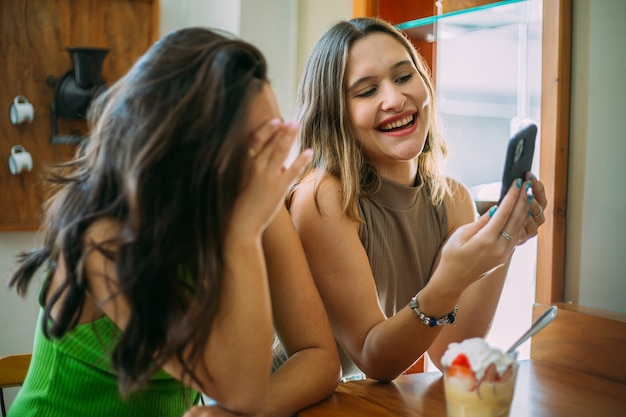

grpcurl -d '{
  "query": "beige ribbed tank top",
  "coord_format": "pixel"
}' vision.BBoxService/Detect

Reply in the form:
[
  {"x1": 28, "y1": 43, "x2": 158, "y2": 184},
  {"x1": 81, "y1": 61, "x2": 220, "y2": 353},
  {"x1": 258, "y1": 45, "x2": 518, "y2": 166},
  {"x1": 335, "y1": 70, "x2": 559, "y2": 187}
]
[{"x1": 339, "y1": 176, "x2": 448, "y2": 380}]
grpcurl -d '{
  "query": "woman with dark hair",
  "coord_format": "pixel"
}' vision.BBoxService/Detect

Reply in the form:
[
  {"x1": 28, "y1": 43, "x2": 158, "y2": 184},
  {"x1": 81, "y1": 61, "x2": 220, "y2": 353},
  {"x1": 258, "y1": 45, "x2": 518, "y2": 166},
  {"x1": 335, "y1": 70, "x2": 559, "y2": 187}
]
[
  {"x1": 288, "y1": 17, "x2": 547, "y2": 382},
  {"x1": 8, "y1": 27, "x2": 339, "y2": 417}
]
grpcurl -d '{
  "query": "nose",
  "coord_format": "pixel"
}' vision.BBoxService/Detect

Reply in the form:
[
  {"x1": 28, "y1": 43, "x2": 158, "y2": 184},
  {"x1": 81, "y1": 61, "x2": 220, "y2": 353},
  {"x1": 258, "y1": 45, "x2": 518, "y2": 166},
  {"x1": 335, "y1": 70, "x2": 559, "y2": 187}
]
[{"x1": 380, "y1": 83, "x2": 406, "y2": 111}]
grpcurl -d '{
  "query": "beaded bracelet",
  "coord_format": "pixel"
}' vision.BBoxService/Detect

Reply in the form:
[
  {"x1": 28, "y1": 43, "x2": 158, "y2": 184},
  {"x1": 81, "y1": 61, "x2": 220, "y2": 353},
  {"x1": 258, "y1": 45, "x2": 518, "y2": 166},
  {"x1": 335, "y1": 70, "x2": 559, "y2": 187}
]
[{"x1": 408, "y1": 293, "x2": 459, "y2": 327}]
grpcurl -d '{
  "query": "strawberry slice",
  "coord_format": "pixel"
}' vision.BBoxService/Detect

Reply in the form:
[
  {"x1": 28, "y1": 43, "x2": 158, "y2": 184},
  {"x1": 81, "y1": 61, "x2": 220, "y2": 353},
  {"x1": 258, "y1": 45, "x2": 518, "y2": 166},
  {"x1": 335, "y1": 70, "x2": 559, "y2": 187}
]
[
  {"x1": 482, "y1": 364, "x2": 498, "y2": 382},
  {"x1": 447, "y1": 354, "x2": 476, "y2": 381},
  {"x1": 451, "y1": 353, "x2": 472, "y2": 369}
]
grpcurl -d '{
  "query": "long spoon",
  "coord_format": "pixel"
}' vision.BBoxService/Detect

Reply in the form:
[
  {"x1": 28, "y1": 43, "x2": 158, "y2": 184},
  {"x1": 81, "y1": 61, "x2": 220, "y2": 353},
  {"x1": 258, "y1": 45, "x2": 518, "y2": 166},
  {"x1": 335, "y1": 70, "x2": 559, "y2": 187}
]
[{"x1": 506, "y1": 305, "x2": 558, "y2": 354}]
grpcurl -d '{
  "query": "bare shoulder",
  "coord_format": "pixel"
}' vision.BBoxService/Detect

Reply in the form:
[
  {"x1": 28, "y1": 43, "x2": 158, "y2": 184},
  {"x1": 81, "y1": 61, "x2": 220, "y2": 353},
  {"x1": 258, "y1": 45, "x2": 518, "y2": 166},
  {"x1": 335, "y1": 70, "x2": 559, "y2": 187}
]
[
  {"x1": 82, "y1": 218, "x2": 123, "y2": 286},
  {"x1": 82, "y1": 218, "x2": 131, "y2": 323},
  {"x1": 290, "y1": 172, "x2": 346, "y2": 221},
  {"x1": 49, "y1": 218, "x2": 123, "y2": 322},
  {"x1": 290, "y1": 172, "x2": 359, "y2": 244},
  {"x1": 442, "y1": 177, "x2": 478, "y2": 231},
  {"x1": 84, "y1": 217, "x2": 124, "y2": 247}
]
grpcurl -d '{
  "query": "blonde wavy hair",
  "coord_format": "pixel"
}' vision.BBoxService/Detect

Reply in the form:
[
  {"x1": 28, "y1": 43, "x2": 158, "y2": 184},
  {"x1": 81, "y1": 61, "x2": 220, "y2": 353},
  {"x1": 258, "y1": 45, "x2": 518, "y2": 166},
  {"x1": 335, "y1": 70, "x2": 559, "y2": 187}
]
[{"x1": 290, "y1": 17, "x2": 450, "y2": 222}]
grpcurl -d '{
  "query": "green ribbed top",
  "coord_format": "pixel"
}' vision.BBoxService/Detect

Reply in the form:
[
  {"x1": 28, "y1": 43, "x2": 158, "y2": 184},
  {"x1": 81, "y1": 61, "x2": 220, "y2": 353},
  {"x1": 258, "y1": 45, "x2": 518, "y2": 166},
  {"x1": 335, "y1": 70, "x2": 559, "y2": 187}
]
[{"x1": 8, "y1": 310, "x2": 200, "y2": 416}]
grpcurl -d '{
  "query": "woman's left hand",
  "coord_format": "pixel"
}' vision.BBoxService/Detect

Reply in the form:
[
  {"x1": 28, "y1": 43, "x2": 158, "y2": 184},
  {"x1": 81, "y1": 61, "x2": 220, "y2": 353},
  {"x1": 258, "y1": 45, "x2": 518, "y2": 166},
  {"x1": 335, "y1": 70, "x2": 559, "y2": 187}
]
[{"x1": 517, "y1": 172, "x2": 547, "y2": 245}]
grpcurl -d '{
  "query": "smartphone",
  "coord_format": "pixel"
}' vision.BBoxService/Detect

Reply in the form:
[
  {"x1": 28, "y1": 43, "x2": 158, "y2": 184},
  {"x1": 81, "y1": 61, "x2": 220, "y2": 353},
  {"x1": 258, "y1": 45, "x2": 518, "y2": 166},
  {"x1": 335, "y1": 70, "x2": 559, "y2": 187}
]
[{"x1": 498, "y1": 123, "x2": 537, "y2": 204}]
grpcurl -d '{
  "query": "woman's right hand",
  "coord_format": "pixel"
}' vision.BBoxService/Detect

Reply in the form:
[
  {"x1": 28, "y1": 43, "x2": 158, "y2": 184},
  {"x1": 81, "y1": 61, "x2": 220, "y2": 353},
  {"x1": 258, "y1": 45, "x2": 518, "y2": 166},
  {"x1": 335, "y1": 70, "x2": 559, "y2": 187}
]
[
  {"x1": 435, "y1": 177, "x2": 534, "y2": 293},
  {"x1": 426, "y1": 177, "x2": 543, "y2": 368},
  {"x1": 187, "y1": 117, "x2": 311, "y2": 411},
  {"x1": 230, "y1": 118, "x2": 312, "y2": 238}
]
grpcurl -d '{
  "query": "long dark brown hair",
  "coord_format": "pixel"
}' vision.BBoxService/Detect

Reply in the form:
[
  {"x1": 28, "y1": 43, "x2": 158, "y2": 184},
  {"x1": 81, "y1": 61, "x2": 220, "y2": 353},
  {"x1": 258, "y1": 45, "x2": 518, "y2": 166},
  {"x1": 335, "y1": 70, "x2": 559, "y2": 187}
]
[{"x1": 9, "y1": 27, "x2": 268, "y2": 395}]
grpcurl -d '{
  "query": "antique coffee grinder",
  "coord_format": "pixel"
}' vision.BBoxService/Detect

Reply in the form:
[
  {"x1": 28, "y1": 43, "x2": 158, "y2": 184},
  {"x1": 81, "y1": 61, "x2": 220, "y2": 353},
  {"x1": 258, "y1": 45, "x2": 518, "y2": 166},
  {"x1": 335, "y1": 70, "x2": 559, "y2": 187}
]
[{"x1": 48, "y1": 47, "x2": 109, "y2": 144}]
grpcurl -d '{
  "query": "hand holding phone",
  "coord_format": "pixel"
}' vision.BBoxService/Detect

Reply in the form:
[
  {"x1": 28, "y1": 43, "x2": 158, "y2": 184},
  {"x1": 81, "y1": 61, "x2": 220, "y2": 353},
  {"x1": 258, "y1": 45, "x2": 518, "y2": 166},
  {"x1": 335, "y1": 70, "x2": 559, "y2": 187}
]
[{"x1": 498, "y1": 123, "x2": 537, "y2": 204}]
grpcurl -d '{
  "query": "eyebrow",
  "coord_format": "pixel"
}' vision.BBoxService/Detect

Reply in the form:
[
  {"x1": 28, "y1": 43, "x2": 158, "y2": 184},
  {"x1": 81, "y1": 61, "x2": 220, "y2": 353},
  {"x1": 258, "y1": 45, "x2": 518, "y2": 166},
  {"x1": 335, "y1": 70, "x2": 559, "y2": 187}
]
[{"x1": 346, "y1": 60, "x2": 414, "y2": 92}]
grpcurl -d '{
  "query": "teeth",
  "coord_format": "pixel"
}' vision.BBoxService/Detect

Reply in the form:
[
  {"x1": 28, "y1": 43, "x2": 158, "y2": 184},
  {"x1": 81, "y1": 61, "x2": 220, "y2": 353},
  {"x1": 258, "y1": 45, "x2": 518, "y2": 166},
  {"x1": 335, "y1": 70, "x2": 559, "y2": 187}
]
[{"x1": 380, "y1": 115, "x2": 414, "y2": 131}]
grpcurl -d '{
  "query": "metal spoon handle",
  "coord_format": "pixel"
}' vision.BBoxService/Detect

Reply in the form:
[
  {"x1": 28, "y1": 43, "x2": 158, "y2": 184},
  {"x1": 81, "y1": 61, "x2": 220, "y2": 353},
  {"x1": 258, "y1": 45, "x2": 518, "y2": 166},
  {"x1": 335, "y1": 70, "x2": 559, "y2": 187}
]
[{"x1": 506, "y1": 305, "x2": 558, "y2": 354}]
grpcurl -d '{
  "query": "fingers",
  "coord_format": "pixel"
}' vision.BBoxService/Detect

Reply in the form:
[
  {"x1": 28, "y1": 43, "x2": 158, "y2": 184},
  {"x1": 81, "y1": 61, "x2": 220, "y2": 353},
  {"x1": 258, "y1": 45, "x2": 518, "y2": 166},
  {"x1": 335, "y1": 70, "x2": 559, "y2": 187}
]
[
  {"x1": 482, "y1": 178, "x2": 528, "y2": 244},
  {"x1": 526, "y1": 172, "x2": 547, "y2": 223},
  {"x1": 489, "y1": 173, "x2": 546, "y2": 247},
  {"x1": 247, "y1": 118, "x2": 293, "y2": 166},
  {"x1": 232, "y1": 118, "x2": 311, "y2": 235},
  {"x1": 500, "y1": 229, "x2": 514, "y2": 242},
  {"x1": 248, "y1": 119, "x2": 308, "y2": 177},
  {"x1": 522, "y1": 215, "x2": 539, "y2": 242},
  {"x1": 529, "y1": 199, "x2": 545, "y2": 228},
  {"x1": 247, "y1": 118, "x2": 282, "y2": 158},
  {"x1": 526, "y1": 172, "x2": 547, "y2": 208},
  {"x1": 263, "y1": 120, "x2": 300, "y2": 167},
  {"x1": 243, "y1": 118, "x2": 312, "y2": 202},
  {"x1": 285, "y1": 148, "x2": 314, "y2": 178}
]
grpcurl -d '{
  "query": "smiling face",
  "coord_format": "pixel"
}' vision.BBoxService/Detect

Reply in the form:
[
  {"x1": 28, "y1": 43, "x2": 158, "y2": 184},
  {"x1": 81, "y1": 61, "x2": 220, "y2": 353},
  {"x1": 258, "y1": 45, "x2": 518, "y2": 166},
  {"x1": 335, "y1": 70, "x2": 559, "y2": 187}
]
[{"x1": 345, "y1": 33, "x2": 431, "y2": 181}]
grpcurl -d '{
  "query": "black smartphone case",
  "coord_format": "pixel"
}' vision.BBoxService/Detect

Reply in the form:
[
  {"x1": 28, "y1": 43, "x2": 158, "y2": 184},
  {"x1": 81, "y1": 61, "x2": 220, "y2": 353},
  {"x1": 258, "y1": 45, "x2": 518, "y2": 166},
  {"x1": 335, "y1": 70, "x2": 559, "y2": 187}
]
[{"x1": 498, "y1": 123, "x2": 537, "y2": 203}]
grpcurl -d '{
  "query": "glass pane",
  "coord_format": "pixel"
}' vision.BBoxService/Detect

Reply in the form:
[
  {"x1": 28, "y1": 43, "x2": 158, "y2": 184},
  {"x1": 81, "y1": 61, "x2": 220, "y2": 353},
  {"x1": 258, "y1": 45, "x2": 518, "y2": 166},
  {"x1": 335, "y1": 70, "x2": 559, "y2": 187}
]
[
  {"x1": 398, "y1": 0, "x2": 543, "y2": 361},
  {"x1": 434, "y1": 0, "x2": 542, "y2": 189},
  {"x1": 440, "y1": 0, "x2": 542, "y2": 360}
]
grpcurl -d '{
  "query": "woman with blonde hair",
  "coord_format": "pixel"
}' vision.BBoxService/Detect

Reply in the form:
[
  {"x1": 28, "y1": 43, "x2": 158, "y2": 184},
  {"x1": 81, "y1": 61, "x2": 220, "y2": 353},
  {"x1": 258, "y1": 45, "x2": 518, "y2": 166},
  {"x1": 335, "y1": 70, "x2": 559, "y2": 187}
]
[{"x1": 288, "y1": 17, "x2": 547, "y2": 381}]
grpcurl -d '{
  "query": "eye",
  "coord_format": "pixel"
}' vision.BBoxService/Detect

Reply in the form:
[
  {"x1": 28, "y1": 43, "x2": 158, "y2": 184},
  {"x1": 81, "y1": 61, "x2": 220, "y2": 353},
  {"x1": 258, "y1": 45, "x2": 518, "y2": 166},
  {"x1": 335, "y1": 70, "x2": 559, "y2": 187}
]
[
  {"x1": 395, "y1": 73, "x2": 413, "y2": 84},
  {"x1": 355, "y1": 87, "x2": 377, "y2": 98}
]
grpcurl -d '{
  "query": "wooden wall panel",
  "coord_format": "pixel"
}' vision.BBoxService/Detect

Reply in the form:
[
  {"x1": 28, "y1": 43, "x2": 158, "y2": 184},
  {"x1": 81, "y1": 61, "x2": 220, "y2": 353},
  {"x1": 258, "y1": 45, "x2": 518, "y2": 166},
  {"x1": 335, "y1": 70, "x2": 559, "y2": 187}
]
[
  {"x1": 0, "y1": 0, "x2": 158, "y2": 231},
  {"x1": 352, "y1": 0, "x2": 377, "y2": 18},
  {"x1": 441, "y1": 0, "x2": 501, "y2": 14},
  {"x1": 535, "y1": 0, "x2": 571, "y2": 304},
  {"x1": 367, "y1": 0, "x2": 437, "y2": 75}
]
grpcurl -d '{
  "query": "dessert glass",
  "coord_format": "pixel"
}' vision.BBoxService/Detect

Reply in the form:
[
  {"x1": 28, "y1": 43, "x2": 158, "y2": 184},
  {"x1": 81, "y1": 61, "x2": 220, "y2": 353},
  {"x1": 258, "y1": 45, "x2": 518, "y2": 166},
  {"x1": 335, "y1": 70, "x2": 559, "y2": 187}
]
[{"x1": 443, "y1": 360, "x2": 519, "y2": 417}]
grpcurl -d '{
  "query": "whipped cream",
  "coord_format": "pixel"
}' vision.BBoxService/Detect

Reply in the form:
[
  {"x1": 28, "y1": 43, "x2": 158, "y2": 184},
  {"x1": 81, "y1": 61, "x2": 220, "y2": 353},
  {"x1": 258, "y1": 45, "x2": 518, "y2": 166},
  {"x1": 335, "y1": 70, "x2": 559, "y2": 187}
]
[{"x1": 441, "y1": 338, "x2": 515, "y2": 381}]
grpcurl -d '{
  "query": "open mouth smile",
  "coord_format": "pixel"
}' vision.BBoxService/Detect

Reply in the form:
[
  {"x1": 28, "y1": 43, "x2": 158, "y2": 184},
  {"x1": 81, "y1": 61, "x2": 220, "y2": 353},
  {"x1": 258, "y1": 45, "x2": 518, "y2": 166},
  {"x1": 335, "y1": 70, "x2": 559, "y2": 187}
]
[{"x1": 377, "y1": 114, "x2": 416, "y2": 132}]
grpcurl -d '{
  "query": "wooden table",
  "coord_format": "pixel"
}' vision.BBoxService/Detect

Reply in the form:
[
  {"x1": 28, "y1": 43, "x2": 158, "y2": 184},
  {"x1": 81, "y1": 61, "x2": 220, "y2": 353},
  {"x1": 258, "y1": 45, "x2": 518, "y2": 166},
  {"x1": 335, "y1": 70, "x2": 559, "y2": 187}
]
[{"x1": 298, "y1": 360, "x2": 626, "y2": 417}]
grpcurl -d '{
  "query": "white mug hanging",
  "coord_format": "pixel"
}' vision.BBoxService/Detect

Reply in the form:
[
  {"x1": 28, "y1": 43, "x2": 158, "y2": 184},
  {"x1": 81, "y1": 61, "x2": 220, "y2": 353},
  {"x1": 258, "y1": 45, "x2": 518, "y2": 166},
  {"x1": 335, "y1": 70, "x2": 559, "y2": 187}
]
[
  {"x1": 8, "y1": 145, "x2": 33, "y2": 175},
  {"x1": 9, "y1": 96, "x2": 35, "y2": 125}
]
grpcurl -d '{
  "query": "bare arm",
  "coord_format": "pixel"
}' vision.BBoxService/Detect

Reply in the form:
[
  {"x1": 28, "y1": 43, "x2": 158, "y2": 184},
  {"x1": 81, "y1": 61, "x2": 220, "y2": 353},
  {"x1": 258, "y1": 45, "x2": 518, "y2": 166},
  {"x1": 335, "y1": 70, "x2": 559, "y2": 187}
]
[
  {"x1": 289, "y1": 175, "x2": 441, "y2": 380},
  {"x1": 83, "y1": 120, "x2": 313, "y2": 414},
  {"x1": 258, "y1": 206, "x2": 340, "y2": 417},
  {"x1": 427, "y1": 173, "x2": 546, "y2": 369},
  {"x1": 289, "y1": 174, "x2": 542, "y2": 381},
  {"x1": 177, "y1": 206, "x2": 340, "y2": 417},
  {"x1": 424, "y1": 179, "x2": 509, "y2": 369}
]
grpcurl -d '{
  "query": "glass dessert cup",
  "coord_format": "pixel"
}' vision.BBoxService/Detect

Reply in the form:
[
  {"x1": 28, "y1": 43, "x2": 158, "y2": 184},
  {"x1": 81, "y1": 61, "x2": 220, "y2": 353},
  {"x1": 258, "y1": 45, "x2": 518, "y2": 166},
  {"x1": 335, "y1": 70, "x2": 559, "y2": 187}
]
[{"x1": 443, "y1": 360, "x2": 519, "y2": 417}]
